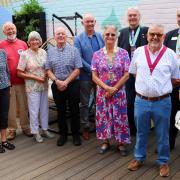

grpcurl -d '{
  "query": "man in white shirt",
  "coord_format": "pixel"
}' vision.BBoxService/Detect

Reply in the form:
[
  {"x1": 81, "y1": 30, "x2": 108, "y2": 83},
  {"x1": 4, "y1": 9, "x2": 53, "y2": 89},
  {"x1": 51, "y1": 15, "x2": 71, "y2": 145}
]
[{"x1": 127, "y1": 24, "x2": 179, "y2": 177}]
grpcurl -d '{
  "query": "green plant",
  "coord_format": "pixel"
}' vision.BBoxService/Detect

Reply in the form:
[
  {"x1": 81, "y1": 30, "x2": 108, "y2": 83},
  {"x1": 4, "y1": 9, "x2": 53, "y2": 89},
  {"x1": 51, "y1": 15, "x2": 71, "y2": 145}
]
[
  {"x1": 14, "y1": 0, "x2": 44, "y2": 16},
  {"x1": 13, "y1": 0, "x2": 45, "y2": 42}
]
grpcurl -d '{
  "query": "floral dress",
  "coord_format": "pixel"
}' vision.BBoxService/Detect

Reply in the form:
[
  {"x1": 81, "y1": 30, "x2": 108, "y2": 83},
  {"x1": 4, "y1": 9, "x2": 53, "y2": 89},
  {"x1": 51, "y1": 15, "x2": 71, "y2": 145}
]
[{"x1": 91, "y1": 48, "x2": 131, "y2": 144}]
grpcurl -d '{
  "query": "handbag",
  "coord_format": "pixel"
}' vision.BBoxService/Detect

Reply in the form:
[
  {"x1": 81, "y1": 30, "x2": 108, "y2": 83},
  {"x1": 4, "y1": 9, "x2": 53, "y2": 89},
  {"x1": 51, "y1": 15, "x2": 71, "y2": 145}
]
[{"x1": 175, "y1": 111, "x2": 180, "y2": 131}]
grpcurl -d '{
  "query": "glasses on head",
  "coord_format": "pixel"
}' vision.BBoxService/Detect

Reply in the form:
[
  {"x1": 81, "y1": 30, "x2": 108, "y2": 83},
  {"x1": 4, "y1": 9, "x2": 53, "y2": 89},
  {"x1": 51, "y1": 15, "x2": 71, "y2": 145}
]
[
  {"x1": 149, "y1": 32, "x2": 163, "y2": 38},
  {"x1": 105, "y1": 33, "x2": 116, "y2": 37}
]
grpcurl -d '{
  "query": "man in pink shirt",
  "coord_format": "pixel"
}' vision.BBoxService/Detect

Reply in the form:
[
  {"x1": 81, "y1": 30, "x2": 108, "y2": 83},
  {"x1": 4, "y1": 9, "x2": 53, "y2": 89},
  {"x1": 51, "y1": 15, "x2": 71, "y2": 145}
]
[{"x1": 0, "y1": 22, "x2": 32, "y2": 140}]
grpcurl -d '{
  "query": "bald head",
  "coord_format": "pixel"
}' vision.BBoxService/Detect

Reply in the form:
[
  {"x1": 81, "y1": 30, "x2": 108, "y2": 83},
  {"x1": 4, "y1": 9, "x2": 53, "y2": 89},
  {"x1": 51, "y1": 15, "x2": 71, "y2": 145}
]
[
  {"x1": 82, "y1": 13, "x2": 96, "y2": 35},
  {"x1": 54, "y1": 26, "x2": 67, "y2": 48},
  {"x1": 55, "y1": 27, "x2": 67, "y2": 36}
]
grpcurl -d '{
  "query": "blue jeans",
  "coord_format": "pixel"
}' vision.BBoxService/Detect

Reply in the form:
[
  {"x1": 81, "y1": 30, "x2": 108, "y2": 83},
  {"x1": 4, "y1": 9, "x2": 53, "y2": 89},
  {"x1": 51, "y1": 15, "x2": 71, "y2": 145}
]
[{"x1": 134, "y1": 95, "x2": 171, "y2": 165}]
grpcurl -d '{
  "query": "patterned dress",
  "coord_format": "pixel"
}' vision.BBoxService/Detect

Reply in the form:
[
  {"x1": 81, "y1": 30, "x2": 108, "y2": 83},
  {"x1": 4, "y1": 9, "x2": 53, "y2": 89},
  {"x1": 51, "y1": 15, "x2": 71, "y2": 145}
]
[{"x1": 91, "y1": 48, "x2": 131, "y2": 144}]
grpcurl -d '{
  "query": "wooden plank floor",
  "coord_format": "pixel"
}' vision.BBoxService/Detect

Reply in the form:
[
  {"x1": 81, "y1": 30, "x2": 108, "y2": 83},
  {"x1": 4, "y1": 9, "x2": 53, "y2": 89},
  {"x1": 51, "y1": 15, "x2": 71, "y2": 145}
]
[{"x1": 0, "y1": 110, "x2": 179, "y2": 180}]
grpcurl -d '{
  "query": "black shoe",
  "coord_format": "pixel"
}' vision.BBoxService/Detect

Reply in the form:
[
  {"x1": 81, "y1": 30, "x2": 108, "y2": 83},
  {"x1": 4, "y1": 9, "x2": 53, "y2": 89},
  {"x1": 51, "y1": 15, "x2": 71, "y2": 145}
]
[
  {"x1": 73, "y1": 135, "x2": 81, "y2": 146},
  {"x1": 2, "y1": 141, "x2": 15, "y2": 150},
  {"x1": 0, "y1": 143, "x2": 5, "y2": 153},
  {"x1": 57, "y1": 136, "x2": 67, "y2": 146}
]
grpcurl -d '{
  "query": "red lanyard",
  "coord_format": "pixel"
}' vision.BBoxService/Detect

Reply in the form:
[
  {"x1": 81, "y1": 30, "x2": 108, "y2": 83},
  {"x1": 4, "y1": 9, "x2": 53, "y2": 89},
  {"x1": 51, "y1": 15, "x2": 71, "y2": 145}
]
[{"x1": 144, "y1": 45, "x2": 167, "y2": 74}]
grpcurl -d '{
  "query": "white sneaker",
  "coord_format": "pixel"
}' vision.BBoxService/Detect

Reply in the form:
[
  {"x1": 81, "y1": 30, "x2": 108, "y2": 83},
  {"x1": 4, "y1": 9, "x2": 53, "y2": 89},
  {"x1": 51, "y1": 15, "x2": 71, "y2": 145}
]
[
  {"x1": 42, "y1": 130, "x2": 55, "y2": 139},
  {"x1": 34, "y1": 133, "x2": 43, "y2": 143}
]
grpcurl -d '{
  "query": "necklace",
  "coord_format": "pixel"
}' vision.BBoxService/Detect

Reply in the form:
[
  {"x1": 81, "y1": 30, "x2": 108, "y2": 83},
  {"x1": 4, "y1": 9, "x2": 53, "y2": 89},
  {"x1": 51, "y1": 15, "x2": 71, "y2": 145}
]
[{"x1": 103, "y1": 47, "x2": 119, "y2": 80}]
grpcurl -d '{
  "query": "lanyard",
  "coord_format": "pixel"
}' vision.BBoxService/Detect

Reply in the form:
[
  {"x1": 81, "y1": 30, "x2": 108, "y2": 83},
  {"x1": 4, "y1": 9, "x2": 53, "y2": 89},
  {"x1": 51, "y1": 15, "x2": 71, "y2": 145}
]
[
  {"x1": 129, "y1": 26, "x2": 141, "y2": 47},
  {"x1": 144, "y1": 45, "x2": 167, "y2": 74}
]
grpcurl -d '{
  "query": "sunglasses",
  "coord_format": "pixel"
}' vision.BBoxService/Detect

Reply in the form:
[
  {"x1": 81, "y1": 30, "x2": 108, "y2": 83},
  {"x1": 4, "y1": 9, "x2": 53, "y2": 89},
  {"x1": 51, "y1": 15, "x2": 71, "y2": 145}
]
[
  {"x1": 149, "y1": 32, "x2": 163, "y2": 38},
  {"x1": 105, "y1": 33, "x2": 116, "y2": 37}
]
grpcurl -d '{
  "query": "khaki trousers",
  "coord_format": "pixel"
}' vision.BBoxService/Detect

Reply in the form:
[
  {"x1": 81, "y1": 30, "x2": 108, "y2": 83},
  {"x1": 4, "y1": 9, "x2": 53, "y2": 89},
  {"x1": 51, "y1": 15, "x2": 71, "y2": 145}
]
[{"x1": 8, "y1": 84, "x2": 29, "y2": 131}]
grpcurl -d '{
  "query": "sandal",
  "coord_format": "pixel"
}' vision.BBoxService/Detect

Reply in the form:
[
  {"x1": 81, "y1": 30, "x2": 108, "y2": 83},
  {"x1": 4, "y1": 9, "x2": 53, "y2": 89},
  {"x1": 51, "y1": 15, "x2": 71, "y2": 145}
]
[
  {"x1": 2, "y1": 141, "x2": 15, "y2": 150},
  {"x1": 117, "y1": 144, "x2": 128, "y2": 156},
  {"x1": 0, "y1": 143, "x2": 5, "y2": 153},
  {"x1": 99, "y1": 142, "x2": 110, "y2": 154}
]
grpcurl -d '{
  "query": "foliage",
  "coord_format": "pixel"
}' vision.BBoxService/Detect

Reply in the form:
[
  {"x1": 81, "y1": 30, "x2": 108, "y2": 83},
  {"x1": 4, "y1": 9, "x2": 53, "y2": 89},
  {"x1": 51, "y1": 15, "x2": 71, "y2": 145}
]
[
  {"x1": 14, "y1": 0, "x2": 44, "y2": 17},
  {"x1": 13, "y1": 0, "x2": 45, "y2": 42}
]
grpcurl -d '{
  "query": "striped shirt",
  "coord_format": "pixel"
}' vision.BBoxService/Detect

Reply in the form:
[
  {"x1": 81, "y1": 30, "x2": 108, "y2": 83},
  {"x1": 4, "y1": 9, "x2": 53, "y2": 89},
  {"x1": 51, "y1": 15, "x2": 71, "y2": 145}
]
[
  {"x1": 0, "y1": 49, "x2": 10, "y2": 89},
  {"x1": 46, "y1": 43, "x2": 82, "y2": 80}
]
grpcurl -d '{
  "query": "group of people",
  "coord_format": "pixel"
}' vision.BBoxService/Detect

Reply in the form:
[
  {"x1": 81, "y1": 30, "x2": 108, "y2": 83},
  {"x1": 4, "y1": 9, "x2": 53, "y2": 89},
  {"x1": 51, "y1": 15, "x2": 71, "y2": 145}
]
[{"x1": 0, "y1": 6, "x2": 179, "y2": 178}]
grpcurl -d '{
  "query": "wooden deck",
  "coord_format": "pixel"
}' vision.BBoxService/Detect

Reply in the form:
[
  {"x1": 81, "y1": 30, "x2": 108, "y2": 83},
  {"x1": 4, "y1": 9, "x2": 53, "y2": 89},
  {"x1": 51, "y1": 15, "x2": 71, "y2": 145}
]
[{"x1": 0, "y1": 109, "x2": 179, "y2": 180}]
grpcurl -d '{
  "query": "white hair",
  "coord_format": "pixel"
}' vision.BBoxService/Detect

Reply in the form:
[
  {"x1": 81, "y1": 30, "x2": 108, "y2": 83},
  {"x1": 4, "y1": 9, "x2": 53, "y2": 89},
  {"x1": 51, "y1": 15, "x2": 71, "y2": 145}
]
[
  {"x1": 148, "y1": 24, "x2": 165, "y2": 34},
  {"x1": 27, "y1": 31, "x2": 42, "y2": 46},
  {"x1": 127, "y1": 6, "x2": 141, "y2": 16},
  {"x1": 2, "y1": 22, "x2": 16, "y2": 32}
]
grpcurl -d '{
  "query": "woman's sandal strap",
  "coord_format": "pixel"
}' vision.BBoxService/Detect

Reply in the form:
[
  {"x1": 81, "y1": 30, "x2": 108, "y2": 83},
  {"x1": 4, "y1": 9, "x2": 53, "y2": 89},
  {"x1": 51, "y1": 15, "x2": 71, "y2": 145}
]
[{"x1": 2, "y1": 141, "x2": 15, "y2": 150}]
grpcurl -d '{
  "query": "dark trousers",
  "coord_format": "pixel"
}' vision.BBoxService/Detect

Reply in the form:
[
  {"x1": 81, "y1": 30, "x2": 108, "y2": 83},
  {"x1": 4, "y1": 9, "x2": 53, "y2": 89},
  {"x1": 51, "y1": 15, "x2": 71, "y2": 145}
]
[
  {"x1": 126, "y1": 74, "x2": 136, "y2": 136},
  {"x1": 51, "y1": 80, "x2": 80, "y2": 136},
  {"x1": 0, "y1": 87, "x2": 10, "y2": 129},
  {"x1": 169, "y1": 89, "x2": 179, "y2": 149}
]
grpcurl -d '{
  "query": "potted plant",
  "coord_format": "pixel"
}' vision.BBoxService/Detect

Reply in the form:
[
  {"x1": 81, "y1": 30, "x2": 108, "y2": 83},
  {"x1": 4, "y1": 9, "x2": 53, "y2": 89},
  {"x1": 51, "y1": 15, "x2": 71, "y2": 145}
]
[{"x1": 13, "y1": 0, "x2": 47, "y2": 43}]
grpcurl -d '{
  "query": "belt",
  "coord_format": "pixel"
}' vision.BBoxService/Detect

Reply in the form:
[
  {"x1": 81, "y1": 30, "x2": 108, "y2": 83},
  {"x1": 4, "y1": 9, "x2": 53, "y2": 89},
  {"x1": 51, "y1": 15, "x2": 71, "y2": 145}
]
[{"x1": 136, "y1": 92, "x2": 170, "y2": 101}]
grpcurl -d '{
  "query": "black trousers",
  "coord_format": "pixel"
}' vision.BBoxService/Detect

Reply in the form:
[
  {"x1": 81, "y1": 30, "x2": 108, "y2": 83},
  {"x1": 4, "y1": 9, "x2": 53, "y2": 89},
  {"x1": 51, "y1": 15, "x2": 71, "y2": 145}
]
[
  {"x1": 0, "y1": 87, "x2": 10, "y2": 129},
  {"x1": 51, "y1": 80, "x2": 80, "y2": 136},
  {"x1": 169, "y1": 89, "x2": 179, "y2": 149},
  {"x1": 125, "y1": 74, "x2": 136, "y2": 136}
]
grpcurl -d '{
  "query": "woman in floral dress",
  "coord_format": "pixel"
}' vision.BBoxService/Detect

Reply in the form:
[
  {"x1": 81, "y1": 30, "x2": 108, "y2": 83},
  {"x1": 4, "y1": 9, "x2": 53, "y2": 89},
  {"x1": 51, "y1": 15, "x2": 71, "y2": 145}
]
[
  {"x1": 91, "y1": 25, "x2": 131, "y2": 155},
  {"x1": 17, "y1": 31, "x2": 54, "y2": 143}
]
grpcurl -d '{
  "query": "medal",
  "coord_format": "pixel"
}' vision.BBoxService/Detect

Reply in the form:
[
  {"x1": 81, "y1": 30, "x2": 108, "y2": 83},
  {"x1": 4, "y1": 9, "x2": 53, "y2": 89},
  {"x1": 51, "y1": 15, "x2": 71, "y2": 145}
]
[
  {"x1": 109, "y1": 72, "x2": 114, "y2": 80},
  {"x1": 103, "y1": 47, "x2": 119, "y2": 81},
  {"x1": 130, "y1": 46, "x2": 136, "y2": 59}
]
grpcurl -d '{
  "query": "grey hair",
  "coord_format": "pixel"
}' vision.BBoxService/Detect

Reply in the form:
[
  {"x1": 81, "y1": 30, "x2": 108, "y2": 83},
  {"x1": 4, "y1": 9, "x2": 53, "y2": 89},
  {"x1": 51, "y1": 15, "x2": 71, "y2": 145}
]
[
  {"x1": 148, "y1": 24, "x2": 165, "y2": 34},
  {"x1": 103, "y1": 25, "x2": 119, "y2": 36},
  {"x1": 2, "y1": 22, "x2": 16, "y2": 32},
  {"x1": 127, "y1": 6, "x2": 141, "y2": 16},
  {"x1": 27, "y1": 31, "x2": 42, "y2": 46}
]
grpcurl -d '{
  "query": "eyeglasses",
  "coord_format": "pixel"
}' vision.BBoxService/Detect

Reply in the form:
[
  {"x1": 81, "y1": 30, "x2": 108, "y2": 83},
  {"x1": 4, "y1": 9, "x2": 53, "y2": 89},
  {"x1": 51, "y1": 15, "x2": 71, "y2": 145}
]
[
  {"x1": 149, "y1": 32, "x2": 163, "y2": 38},
  {"x1": 105, "y1": 33, "x2": 116, "y2": 37}
]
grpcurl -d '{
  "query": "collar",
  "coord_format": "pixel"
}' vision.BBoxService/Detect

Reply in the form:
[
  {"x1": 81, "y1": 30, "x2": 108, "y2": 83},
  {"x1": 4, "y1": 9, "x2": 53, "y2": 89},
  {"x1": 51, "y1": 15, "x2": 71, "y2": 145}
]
[
  {"x1": 56, "y1": 43, "x2": 67, "y2": 51},
  {"x1": 129, "y1": 25, "x2": 140, "y2": 32},
  {"x1": 86, "y1": 31, "x2": 96, "y2": 38},
  {"x1": 148, "y1": 45, "x2": 164, "y2": 56}
]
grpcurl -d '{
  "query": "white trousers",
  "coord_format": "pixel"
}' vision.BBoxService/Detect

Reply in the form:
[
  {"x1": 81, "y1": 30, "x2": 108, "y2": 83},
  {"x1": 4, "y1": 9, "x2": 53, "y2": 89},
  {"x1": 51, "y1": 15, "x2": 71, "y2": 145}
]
[{"x1": 27, "y1": 91, "x2": 49, "y2": 134}]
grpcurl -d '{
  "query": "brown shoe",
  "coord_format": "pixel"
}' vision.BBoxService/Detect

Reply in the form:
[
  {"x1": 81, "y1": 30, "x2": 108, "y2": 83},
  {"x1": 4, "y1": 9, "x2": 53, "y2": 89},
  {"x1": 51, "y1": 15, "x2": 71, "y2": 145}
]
[
  {"x1": 22, "y1": 128, "x2": 33, "y2": 137},
  {"x1": 160, "y1": 164, "x2": 169, "y2": 177},
  {"x1": 7, "y1": 130, "x2": 16, "y2": 140},
  {"x1": 82, "y1": 131, "x2": 90, "y2": 140},
  {"x1": 128, "y1": 159, "x2": 143, "y2": 171}
]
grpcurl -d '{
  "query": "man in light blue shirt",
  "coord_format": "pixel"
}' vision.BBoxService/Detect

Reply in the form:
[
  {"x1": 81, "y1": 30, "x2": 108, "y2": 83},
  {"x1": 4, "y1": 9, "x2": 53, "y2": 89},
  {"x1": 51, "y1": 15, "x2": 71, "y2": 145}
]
[{"x1": 74, "y1": 13, "x2": 104, "y2": 140}]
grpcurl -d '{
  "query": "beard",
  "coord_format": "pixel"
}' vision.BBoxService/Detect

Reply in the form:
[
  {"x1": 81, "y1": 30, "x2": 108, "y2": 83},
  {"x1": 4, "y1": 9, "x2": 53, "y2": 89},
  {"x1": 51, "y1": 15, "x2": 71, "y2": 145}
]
[
  {"x1": 7, "y1": 34, "x2": 17, "y2": 41},
  {"x1": 149, "y1": 41, "x2": 161, "y2": 49}
]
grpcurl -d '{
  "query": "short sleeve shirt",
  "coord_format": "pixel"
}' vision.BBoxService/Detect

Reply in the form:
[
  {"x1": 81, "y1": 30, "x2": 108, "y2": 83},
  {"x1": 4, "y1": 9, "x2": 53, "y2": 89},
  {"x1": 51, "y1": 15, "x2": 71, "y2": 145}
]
[
  {"x1": 17, "y1": 48, "x2": 48, "y2": 93},
  {"x1": 45, "y1": 43, "x2": 82, "y2": 80},
  {"x1": 129, "y1": 46, "x2": 180, "y2": 97}
]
